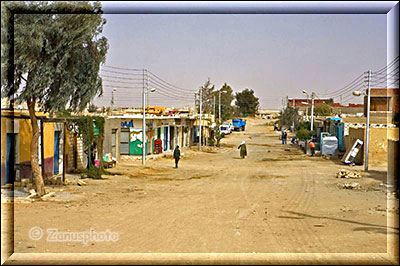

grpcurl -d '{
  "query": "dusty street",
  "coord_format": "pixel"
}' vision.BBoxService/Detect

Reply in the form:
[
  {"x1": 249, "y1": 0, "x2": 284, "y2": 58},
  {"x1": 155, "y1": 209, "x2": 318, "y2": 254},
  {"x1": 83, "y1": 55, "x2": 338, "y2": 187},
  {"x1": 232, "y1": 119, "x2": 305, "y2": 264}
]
[{"x1": 3, "y1": 118, "x2": 399, "y2": 261}]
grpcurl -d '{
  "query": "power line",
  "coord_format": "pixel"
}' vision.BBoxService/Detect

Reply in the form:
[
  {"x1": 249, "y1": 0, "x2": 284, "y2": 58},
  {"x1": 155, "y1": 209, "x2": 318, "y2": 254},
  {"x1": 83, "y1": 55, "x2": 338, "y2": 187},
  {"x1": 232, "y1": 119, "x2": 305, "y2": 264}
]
[
  {"x1": 328, "y1": 79, "x2": 365, "y2": 99},
  {"x1": 154, "y1": 90, "x2": 194, "y2": 101},
  {"x1": 102, "y1": 85, "x2": 142, "y2": 90},
  {"x1": 318, "y1": 72, "x2": 364, "y2": 97},
  {"x1": 101, "y1": 69, "x2": 143, "y2": 76},
  {"x1": 100, "y1": 74, "x2": 143, "y2": 82},
  {"x1": 148, "y1": 79, "x2": 194, "y2": 97},
  {"x1": 319, "y1": 56, "x2": 399, "y2": 98},
  {"x1": 371, "y1": 56, "x2": 399, "y2": 75},
  {"x1": 148, "y1": 70, "x2": 196, "y2": 93},
  {"x1": 101, "y1": 78, "x2": 143, "y2": 85},
  {"x1": 102, "y1": 64, "x2": 143, "y2": 72},
  {"x1": 370, "y1": 67, "x2": 399, "y2": 85}
]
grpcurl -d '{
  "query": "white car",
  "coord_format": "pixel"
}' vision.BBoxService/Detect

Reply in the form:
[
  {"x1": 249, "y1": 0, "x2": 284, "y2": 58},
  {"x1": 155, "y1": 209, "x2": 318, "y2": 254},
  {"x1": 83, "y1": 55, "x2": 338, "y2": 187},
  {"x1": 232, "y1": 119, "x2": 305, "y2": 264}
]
[
  {"x1": 219, "y1": 125, "x2": 231, "y2": 135},
  {"x1": 222, "y1": 121, "x2": 234, "y2": 132}
]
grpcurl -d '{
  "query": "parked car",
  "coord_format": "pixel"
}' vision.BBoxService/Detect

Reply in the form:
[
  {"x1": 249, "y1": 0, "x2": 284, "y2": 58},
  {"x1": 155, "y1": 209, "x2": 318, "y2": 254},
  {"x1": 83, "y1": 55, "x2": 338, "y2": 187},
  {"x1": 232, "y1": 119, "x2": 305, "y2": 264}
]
[
  {"x1": 222, "y1": 121, "x2": 234, "y2": 132},
  {"x1": 219, "y1": 124, "x2": 231, "y2": 135}
]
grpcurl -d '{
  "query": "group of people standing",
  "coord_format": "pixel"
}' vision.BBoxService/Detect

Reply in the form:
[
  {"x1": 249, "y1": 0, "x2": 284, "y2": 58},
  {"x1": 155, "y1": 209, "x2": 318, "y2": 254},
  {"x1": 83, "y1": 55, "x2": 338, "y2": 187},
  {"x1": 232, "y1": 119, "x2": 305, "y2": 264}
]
[{"x1": 280, "y1": 127, "x2": 316, "y2": 157}]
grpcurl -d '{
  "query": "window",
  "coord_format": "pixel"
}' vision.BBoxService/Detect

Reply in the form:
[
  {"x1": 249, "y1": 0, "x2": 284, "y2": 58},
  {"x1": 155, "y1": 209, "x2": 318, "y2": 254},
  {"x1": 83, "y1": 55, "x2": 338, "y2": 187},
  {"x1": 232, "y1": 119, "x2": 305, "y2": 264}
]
[{"x1": 120, "y1": 129, "x2": 130, "y2": 155}]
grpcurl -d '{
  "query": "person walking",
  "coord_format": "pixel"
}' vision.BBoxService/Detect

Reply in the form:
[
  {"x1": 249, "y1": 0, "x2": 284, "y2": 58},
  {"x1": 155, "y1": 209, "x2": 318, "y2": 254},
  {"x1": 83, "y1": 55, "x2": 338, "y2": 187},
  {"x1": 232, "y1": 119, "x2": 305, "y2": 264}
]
[
  {"x1": 173, "y1": 145, "x2": 181, "y2": 168},
  {"x1": 282, "y1": 130, "x2": 287, "y2": 144},
  {"x1": 238, "y1": 141, "x2": 247, "y2": 159},
  {"x1": 309, "y1": 140, "x2": 316, "y2": 157}
]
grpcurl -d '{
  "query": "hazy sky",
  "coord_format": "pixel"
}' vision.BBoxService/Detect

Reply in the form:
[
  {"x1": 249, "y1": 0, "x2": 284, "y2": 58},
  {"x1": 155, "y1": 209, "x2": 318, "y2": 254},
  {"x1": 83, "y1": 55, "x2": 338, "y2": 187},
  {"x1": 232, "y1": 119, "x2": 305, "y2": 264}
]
[{"x1": 94, "y1": 11, "x2": 387, "y2": 110}]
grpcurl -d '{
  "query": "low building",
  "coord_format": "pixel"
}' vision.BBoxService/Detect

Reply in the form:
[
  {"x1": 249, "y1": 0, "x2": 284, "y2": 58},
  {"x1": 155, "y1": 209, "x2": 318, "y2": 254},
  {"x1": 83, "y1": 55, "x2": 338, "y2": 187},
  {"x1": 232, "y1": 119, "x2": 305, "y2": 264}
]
[
  {"x1": 364, "y1": 88, "x2": 399, "y2": 120},
  {"x1": 287, "y1": 97, "x2": 364, "y2": 115},
  {"x1": 1, "y1": 109, "x2": 70, "y2": 185},
  {"x1": 102, "y1": 111, "x2": 214, "y2": 159}
]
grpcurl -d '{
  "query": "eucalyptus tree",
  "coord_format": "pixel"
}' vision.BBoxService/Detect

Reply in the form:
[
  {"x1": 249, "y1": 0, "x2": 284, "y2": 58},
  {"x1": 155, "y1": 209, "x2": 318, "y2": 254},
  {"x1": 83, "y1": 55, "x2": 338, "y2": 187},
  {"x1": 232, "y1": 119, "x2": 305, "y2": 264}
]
[
  {"x1": 1, "y1": 1, "x2": 109, "y2": 196},
  {"x1": 216, "y1": 83, "x2": 235, "y2": 122},
  {"x1": 197, "y1": 78, "x2": 215, "y2": 114}
]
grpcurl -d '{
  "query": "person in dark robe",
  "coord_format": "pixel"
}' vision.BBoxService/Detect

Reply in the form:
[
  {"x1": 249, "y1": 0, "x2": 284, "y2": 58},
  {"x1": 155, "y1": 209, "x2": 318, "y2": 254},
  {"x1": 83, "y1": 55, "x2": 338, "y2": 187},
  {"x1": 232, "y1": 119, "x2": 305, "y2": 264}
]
[
  {"x1": 173, "y1": 145, "x2": 181, "y2": 168},
  {"x1": 238, "y1": 141, "x2": 247, "y2": 159}
]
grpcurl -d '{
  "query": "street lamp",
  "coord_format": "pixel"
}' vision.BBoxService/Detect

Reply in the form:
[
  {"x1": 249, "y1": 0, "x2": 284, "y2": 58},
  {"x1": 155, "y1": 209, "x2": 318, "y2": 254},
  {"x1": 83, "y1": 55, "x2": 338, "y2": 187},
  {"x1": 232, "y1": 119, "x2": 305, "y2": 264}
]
[
  {"x1": 301, "y1": 101, "x2": 309, "y2": 121},
  {"x1": 302, "y1": 90, "x2": 315, "y2": 131},
  {"x1": 142, "y1": 85, "x2": 157, "y2": 165},
  {"x1": 352, "y1": 70, "x2": 371, "y2": 171}
]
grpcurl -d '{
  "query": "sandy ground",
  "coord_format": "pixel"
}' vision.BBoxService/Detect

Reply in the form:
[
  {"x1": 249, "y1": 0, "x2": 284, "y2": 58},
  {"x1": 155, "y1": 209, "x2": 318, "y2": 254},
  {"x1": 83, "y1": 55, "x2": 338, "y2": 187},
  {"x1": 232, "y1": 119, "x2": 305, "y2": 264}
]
[{"x1": 2, "y1": 118, "x2": 399, "y2": 263}]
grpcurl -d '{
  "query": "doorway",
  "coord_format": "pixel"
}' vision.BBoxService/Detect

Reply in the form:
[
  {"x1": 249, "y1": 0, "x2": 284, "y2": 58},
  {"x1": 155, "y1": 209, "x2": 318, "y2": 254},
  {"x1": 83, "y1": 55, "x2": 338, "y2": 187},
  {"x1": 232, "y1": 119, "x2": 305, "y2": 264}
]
[
  {"x1": 54, "y1": 131, "x2": 60, "y2": 174},
  {"x1": 5, "y1": 133, "x2": 16, "y2": 184}
]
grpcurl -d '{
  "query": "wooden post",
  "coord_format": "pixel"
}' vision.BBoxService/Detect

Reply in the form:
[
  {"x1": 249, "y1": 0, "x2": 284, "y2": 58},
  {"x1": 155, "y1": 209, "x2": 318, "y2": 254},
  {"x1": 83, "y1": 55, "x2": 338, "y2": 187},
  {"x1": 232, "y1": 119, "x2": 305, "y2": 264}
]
[
  {"x1": 62, "y1": 121, "x2": 66, "y2": 183},
  {"x1": 40, "y1": 119, "x2": 45, "y2": 179}
]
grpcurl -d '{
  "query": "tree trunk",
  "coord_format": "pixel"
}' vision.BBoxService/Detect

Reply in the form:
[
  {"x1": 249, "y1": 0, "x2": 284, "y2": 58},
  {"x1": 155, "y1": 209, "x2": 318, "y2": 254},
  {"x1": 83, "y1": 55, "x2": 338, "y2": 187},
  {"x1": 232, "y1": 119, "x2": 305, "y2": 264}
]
[{"x1": 27, "y1": 98, "x2": 46, "y2": 196}]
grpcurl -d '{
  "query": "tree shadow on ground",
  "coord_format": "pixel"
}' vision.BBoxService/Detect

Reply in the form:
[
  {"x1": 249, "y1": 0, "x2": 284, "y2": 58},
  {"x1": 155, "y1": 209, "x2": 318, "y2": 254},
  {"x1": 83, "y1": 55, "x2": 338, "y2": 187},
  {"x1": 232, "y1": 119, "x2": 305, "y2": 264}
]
[
  {"x1": 283, "y1": 210, "x2": 399, "y2": 231},
  {"x1": 353, "y1": 227, "x2": 398, "y2": 235},
  {"x1": 365, "y1": 169, "x2": 392, "y2": 184}
]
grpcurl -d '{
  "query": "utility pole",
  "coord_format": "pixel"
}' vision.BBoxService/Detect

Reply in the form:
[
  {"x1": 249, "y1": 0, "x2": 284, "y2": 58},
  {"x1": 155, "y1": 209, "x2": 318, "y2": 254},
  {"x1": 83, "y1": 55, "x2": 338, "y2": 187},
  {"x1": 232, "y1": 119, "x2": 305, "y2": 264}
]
[
  {"x1": 365, "y1": 70, "x2": 371, "y2": 171},
  {"x1": 142, "y1": 69, "x2": 147, "y2": 165},
  {"x1": 111, "y1": 88, "x2": 116, "y2": 115},
  {"x1": 219, "y1": 90, "x2": 221, "y2": 124},
  {"x1": 305, "y1": 94, "x2": 309, "y2": 121},
  {"x1": 199, "y1": 88, "x2": 202, "y2": 151},
  {"x1": 213, "y1": 95, "x2": 216, "y2": 119},
  {"x1": 292, "y1": 99, "x2": 295, "y2": 130},
  {"x1": 310, "y1": 92, "x2": 315, "y2": 131}
]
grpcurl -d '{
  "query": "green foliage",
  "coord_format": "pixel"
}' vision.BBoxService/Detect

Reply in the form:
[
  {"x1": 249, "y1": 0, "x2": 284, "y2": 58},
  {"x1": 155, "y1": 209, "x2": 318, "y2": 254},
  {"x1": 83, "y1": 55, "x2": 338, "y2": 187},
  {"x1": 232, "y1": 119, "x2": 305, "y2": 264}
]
[
  {"x1": 296, "y1": 128, "x2": 312, "y2": 141},
  {"x1": 297, "y1": 121, "x2": 315, "y2": 131},
  {"x1": 208, "y1": 137, "x2": 215, "y2": 147},
  {"x1": 235, "y1": 88, "x2": 260, "y2": 116},
  {"x1": 197, "y1": 78, "x2": 215, "y2": 114},
  {"x1": 296, "y1": 121, "x2": 316, "y2": 140},
  {"x1": 88, "y1": 103, "x2": 98, "y2": 113},
  {"x1": 57, "y1": 113, "x2": 105, "y2": 169},
  {"x1": 215, "y1": 83, "x2": 235, "y2": 122},
  {"x1": 279, "y1": 106, "x2": 300, "y2": 129},
  {"x1": 214, "y1": 126, "x2": 225, "y2": 147},
  {"x1": 74, "y1": 116, "x2": 94, "y2": 149},
  {"x1": 1, "y1": 1, "x2": 109, "y2": 114},
  {"x1": 313, "y1": 103, "x2": 332, "y2": 116}
]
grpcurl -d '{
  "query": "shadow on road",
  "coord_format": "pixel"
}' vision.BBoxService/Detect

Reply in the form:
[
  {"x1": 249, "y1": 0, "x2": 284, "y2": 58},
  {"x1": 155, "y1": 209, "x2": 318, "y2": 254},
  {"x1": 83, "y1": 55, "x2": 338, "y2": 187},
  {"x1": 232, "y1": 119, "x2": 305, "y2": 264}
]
[
  {"x1": 282, "y1": 210, "x2": 399, "y2": 231},
  {"x1": 365, "y1": 169, "x2": 391, "y2": 184},
  {"x1": 353, "y1": 227, "x2": 398, "y2": 235}
]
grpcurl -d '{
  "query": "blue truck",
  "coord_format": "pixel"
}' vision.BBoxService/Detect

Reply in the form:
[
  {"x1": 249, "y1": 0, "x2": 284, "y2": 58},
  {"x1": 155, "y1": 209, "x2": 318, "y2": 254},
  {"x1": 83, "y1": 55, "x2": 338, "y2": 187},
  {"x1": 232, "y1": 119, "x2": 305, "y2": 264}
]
[{"x1": 232, "y1": 118, "x2": 246, "y2": 131}]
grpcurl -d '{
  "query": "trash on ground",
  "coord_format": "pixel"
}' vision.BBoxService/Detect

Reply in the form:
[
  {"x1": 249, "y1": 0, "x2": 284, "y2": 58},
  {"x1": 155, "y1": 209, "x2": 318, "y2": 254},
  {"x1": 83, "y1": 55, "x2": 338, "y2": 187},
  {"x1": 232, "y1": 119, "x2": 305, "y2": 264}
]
[
  {"x1": 336, "y1": 169, "x2": 361, "y2": 179},
  {"x1": 343, "y1": 182, "x2": 360, "y2": 189}
]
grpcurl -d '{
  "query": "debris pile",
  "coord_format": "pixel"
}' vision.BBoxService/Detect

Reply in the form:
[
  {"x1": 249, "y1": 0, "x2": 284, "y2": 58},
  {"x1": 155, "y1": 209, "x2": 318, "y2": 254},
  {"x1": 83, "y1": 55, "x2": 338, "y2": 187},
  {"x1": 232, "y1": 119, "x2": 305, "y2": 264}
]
[
  {"x1": 45, "y1": 175, "x2": 63, "y2": 186},
  {"x1": 343, "y1": 182, "x2": 360, "y2": 190},
  {"x1": 336, "y1": 169, "x2": 362, "y2": 179}
]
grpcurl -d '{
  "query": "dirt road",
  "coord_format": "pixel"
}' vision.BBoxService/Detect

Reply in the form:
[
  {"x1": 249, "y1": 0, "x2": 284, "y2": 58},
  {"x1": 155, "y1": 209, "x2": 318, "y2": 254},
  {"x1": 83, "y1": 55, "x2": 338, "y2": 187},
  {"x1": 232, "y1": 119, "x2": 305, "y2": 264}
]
[{"x1": 3, "y1": 118, "x2": 399, "y2": 262}]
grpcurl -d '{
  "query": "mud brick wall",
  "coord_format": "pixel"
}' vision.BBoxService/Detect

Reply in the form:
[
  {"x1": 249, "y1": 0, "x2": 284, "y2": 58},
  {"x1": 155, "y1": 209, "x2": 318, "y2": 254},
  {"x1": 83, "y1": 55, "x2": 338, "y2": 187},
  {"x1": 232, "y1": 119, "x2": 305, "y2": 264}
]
[{"x1": 345, "y1": 127, "x2": 399, "y2": 166}]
